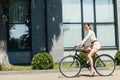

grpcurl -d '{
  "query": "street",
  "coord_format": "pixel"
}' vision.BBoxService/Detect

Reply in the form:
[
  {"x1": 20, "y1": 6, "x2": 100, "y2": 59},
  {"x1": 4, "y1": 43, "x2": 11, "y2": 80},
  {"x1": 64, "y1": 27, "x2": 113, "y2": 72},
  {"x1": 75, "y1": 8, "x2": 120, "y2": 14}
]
[{"x1": 0, "y1": 67, "x2": 120, "y2": 80}]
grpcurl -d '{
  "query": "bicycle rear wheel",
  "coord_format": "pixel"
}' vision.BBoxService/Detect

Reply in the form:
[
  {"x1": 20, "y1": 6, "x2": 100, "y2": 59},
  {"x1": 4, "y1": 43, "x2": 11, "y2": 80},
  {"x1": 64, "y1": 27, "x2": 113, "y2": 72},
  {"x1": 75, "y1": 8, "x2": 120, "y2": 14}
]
[
  {"x1": 59, "y1": 55, "x2": 81, "y2": 78},
  {"x1": 94, "y1": 54, "x2": 115, "y2": 76}
]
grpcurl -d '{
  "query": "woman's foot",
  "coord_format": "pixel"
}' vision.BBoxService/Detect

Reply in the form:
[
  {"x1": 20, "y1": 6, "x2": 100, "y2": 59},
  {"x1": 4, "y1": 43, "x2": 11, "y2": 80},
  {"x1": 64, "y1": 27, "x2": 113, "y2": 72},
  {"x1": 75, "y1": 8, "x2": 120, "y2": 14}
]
[
  {"x1": 87, "y1": 60, "x2": 90, "y2": 64},
  {"x1": 90, "y1": 70, "x2": 95, "y2": 77}
]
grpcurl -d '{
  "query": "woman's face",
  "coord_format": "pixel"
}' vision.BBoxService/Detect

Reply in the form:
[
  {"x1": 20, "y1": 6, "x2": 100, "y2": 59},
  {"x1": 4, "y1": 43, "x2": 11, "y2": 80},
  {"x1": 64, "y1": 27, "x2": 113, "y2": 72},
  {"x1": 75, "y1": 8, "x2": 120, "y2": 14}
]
[{"x1": 84, "y1": 24, "x2": 89, "y2": 30}]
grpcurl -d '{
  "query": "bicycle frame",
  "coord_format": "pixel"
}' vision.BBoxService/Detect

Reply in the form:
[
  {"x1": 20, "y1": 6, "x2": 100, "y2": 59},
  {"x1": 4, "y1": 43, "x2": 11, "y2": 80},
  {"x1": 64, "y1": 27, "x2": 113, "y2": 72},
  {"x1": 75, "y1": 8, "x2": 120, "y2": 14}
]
[{"x1": 74, "y1": 48, "x2": 106, "y2": 68}]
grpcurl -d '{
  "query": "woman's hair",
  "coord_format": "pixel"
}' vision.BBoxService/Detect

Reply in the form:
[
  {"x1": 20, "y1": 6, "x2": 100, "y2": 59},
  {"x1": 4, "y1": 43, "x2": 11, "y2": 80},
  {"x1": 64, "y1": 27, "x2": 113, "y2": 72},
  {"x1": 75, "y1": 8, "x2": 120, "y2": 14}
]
[{"x1": 84, "y1": 23, "x2": 92, "y2": 30}]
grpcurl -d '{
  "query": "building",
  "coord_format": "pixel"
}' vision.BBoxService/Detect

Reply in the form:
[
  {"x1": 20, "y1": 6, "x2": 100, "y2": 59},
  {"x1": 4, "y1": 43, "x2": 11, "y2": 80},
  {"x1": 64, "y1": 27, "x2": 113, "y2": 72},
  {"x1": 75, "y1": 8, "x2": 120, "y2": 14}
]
[{"x1": 4, "y1": 0, "x2": 120, "y2": 64}]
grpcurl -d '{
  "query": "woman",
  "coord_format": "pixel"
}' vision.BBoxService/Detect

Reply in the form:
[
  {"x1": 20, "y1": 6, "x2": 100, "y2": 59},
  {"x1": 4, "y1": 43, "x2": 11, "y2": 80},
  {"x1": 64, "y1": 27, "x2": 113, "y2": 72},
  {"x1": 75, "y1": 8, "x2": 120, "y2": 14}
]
[{"x1": 75, "y1": 23, "x2": 101, "y2": 76}]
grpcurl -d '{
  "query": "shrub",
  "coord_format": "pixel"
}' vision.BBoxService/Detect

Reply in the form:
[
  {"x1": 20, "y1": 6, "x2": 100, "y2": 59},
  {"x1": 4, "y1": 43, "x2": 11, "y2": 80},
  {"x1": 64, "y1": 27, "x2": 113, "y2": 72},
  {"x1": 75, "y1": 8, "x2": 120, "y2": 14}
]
[
  {"x1": 115, "y1": 50, "x2": 120, "y2": 65},
  {"x1": 0, "y1": 64, "x2": 2, "y2": 70},
  {"x1": 79, "y1": 52, "x2": 97, "y2": 68},
  {"x1": 31, "y1": 52, "x2": 54, "y2": 70},
  {"x1": 79, "y1": 52, "x2": 88, "y2": 68}
]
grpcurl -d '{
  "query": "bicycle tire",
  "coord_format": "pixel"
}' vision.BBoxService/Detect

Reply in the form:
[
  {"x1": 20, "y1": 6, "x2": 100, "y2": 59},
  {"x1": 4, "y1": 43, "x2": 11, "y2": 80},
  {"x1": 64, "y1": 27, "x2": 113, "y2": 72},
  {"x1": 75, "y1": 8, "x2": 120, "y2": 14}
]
[
  {"x1": 59, "y1": 55, "x2": 81, "y2": 78},
  {"x1": 94, "y1": 54, "x2": 115, "y2": 76}
]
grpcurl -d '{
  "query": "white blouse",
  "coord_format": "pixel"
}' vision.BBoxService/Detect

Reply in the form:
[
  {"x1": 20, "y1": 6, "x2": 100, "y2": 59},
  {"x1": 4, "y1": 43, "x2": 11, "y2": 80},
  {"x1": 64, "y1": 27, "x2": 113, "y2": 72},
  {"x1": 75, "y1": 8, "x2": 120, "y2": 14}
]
[{"x1": 81, "y1": 29, "x2": 97, "y2": 45}]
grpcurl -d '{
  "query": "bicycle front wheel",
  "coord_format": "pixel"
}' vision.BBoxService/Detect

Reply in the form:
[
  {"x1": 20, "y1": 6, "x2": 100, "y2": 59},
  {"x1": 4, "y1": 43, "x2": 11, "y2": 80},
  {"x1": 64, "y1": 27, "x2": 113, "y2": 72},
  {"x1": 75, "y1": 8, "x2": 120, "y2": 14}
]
[
  {"x1": 94, "y1": 54, "x2": 115, "y2": 76},
  {"x1": 59, "y1": 55, "x2": 81, "y2": 78}
]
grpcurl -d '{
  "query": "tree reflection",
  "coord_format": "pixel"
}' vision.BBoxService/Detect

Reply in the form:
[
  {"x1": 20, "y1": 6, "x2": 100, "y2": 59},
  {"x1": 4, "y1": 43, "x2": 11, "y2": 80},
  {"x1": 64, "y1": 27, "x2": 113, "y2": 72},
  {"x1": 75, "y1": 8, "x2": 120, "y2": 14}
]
[{"x1": 8, "y1": 24, "x2": 31, "y2": 51}]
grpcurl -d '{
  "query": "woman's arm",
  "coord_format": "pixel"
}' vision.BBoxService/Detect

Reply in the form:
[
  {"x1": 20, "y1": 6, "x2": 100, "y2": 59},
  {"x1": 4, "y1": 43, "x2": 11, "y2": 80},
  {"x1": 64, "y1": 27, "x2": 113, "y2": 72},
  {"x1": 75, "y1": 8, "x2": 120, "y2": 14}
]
[{"x1": 81, "y1": 30, "x2": 92, "y2": 45}]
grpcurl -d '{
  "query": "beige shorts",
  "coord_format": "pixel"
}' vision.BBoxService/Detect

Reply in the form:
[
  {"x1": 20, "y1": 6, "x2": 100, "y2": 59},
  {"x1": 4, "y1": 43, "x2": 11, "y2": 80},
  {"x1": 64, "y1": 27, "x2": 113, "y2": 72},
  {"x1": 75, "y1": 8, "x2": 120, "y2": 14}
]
[
  {"x1": 82, "y1": 41, "x2": 101, "y2": 52},
  {"x1": 92, "y1": 42, "x2": 101, "y2": 50}
]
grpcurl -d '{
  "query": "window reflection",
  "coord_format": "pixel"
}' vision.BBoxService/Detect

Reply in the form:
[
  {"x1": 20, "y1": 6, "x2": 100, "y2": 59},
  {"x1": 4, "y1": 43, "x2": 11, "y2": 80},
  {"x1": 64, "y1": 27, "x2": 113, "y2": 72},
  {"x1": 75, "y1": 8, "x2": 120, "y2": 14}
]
[
  {"x1": 96, "y1": 0, "x2": 114, "y2": 22},
  {"x1": 8, "y1": 24, "x2": 31, "y2": 51},
  {"x1": 9, "y1": 0, "x2": 29, "y2": 23},
  {"x1": 96, "y1": 24, "x2": 115, "y2": 46},
  {"x1": 62, "y1": 0, "x2": 81, "y2": 22},
  {"x1": 83, "y1": 0, "x2": 94, "y2": 22},
  {"x1": 63, "y1": 24, "x2": 82, "y2": 47}
]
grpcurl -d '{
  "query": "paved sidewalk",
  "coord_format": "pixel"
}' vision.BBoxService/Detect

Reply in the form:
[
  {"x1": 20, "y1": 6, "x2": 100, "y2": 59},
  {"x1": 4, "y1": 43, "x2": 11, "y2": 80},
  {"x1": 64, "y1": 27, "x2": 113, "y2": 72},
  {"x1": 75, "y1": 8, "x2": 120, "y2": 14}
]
[{"x1": 0, "y1": 67, "x2": 120, "y2": 80}]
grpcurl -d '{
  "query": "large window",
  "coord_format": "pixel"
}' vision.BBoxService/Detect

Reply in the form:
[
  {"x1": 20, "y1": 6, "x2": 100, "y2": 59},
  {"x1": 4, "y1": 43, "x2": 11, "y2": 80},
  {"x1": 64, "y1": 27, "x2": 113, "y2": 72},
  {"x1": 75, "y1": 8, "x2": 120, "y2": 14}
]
[
  {"x1": 8, "y1": 0, "x2": 31, "y2": 51},
  {"x1": 95, "y1": 0, "x2": 115, "y2": 47},
  {"x1": 62, "y1": 0, "x2": 82, "y2": 48},
  {"x1": 62, "y1": 0, "x2": 117, "y2": 49}
]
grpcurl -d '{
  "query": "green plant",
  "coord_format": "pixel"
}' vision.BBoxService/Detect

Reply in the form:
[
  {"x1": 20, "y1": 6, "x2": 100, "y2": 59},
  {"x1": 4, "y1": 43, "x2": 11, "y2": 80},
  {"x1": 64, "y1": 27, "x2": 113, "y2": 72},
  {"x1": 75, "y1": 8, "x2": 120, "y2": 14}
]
[
  {"x1": 31, "y1": 52, "x2": 54, "y2": 70},
  {"x1": 115, "y1": 50, "x2": 120, "y2": 65},
  {"x1": 79, "y1": 52, "x2": 87, "y2": 68},
  {"x1": 79, "y1": 52, "x2": 97, "y2": 68},
  {"x1": 0, "y1": 64, "x2": 2, "y2": 70}
]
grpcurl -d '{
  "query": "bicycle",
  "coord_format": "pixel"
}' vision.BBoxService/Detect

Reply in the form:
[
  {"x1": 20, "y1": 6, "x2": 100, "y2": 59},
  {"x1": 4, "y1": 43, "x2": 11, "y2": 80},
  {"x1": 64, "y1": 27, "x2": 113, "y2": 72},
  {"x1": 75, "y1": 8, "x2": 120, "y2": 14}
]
[{"x1": 59, "y1": 47, "x2": 115, "y2": 78}]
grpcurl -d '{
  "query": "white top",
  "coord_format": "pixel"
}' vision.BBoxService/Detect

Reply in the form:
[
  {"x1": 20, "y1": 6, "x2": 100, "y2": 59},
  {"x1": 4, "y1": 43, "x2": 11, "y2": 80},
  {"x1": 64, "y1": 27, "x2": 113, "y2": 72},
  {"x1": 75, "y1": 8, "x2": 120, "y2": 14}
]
[{"x1": 81, "y1": 29, "x2": 97, "y2": 45}]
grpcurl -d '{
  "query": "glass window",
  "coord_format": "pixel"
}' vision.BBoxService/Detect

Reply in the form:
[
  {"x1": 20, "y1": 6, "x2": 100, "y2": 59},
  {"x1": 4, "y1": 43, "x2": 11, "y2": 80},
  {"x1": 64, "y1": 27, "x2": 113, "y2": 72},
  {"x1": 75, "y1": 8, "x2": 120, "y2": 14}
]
[
  {"x1": 8, "y1": 0, "x2": 31, "y2": 51},
  {"x1": 96, "y1": 0, "x2": 114, "y2": 22},
  {"x1": 63, "y1": 24, "x2": 82, "y2": 47},
  {"x1": 9, "y1": 0, "x2": 30, "y2": 23},
  {"x1": 8, "y1": 24, "x2": 31, "y2": 51},
  {"x1": 83, "y1": 0, "x2": 94, "y2": 22},
  {"x1": 62, "y1": 0, "x2": 82, "y2": 48},
  {"x1": 62, "y1": 0, "x2": 81, "y2": 22},
  {"x1": 96, "y1": 24, "x2": 115, "y2": 46}
]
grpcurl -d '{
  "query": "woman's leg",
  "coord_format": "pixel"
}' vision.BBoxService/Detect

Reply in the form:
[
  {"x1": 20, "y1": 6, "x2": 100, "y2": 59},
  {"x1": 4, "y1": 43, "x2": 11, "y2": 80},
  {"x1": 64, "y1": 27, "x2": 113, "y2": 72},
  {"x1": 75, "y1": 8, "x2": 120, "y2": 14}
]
[
  {"x1": 88, "y1": 43, "x2": 100, "y2": 76},
  {"x1": 88, "y1": 49, "x2": 96, "y2": 72},
  {"x1": 82, "y1": 46, "x2": 92, "y2": 63}
]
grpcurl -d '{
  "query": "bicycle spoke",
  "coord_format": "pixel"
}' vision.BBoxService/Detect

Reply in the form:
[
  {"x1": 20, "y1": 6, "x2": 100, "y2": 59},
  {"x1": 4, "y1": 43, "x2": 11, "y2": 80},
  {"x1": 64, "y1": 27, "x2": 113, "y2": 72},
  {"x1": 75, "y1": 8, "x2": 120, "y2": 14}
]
[
  {"x1": 59, "y1": 56, "x2": 81, "y2": 78},
  {"x1": 95, "y1": 54, "x2": 115, "y2": 76}
]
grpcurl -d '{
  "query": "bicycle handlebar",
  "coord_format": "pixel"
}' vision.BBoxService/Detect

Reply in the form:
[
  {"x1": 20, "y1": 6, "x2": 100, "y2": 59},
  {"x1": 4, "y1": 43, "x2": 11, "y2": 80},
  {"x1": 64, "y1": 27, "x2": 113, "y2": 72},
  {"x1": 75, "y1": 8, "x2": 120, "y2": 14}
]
[{"x1": 74, "y1": 47, "x2": 83, "y2": 52}]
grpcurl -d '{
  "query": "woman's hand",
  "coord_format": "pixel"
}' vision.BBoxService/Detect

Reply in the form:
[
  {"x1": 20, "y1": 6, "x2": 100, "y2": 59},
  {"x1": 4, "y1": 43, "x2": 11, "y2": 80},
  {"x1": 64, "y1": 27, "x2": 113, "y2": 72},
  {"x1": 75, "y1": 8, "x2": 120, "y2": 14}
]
[
  {"x1": 75, "y1": 43, "x2": 83, "y2": 48},
  {"x1": 75, "y1": 44, "x2": 80, "y2": 48}
]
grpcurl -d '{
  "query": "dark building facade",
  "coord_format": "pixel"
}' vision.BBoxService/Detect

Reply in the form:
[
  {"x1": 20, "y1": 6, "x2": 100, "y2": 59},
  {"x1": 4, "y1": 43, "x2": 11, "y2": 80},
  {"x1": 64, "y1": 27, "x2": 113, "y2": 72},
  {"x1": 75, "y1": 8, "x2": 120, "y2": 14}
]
[
  {"x1": 4, "y1": 0, "x2": 120, "y2": 64},
  {"x1": 7, "y1": 0, "x2": 63, "y2": 64}
]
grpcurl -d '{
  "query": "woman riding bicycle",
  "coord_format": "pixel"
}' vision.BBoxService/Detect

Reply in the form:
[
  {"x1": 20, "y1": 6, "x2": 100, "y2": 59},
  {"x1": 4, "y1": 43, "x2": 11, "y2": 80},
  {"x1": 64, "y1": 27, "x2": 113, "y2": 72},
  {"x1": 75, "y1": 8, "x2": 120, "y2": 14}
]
[{"x1": 75, "y1": 23, "x2": 101, "y2": 76}]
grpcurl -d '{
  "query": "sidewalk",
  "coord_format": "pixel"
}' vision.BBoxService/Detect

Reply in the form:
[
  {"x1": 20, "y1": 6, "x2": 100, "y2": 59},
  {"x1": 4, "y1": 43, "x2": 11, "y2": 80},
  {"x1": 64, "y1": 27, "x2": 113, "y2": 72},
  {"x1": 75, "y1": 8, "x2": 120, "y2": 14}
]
[{"x1": 0, "y1": 66, "x2": 120, "y2": 80}]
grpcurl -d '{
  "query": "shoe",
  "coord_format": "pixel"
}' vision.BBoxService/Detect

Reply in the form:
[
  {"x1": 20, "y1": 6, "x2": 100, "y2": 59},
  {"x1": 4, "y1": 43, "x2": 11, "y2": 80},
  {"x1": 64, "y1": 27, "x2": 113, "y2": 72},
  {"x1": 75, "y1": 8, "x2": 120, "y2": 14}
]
[
  {"x1": 87, "y1": 60, "x2": 90, "y2": 64},
  {"x1": 90, "y1": 71, "x2": 95, "y2": 77}
]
